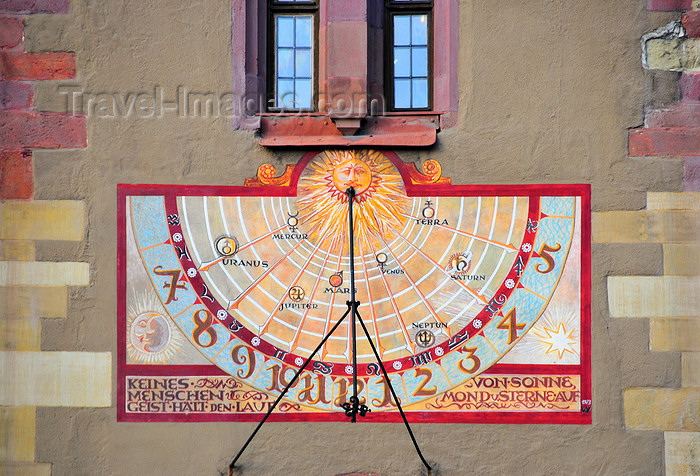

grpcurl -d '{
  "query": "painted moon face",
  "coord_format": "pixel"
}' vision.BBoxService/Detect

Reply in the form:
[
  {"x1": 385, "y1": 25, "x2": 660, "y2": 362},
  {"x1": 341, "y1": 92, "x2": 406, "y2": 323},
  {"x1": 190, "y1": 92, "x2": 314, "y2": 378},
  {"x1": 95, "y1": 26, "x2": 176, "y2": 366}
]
[
  {"x1": 331, "y1": 158, "x2": 372, "y2": 195},
  {"x1": 130, "y1": 312, "x2": 171, "y2": 353}
]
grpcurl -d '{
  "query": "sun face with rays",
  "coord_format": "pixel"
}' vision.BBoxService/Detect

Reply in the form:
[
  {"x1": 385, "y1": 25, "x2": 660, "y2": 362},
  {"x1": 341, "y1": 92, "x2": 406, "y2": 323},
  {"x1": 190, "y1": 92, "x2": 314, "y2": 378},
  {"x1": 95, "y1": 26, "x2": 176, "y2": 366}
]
[{"x1": 296, "y1": 150, "x2": 410, "y2": 250}]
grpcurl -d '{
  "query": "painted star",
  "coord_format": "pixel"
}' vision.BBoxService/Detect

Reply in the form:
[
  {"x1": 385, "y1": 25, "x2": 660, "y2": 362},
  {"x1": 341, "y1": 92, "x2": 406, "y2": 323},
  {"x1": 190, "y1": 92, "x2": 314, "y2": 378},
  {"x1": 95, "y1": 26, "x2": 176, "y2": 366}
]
[{"x1": 537, "y1": 323, "x2": 578, "y2": 359}]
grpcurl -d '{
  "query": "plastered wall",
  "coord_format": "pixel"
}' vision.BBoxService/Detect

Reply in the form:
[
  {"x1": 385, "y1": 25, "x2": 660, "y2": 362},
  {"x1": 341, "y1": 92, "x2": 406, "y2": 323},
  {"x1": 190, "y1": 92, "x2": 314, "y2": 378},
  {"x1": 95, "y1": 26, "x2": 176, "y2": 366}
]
[{"x1": 1, "y1": 1, "x2": 698, "y2": 475}]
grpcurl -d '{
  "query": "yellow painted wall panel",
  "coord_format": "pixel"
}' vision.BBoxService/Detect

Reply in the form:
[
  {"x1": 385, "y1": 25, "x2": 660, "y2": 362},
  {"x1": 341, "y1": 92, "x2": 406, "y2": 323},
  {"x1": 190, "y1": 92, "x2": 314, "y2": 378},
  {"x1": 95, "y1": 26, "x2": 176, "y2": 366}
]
[
  {"x1": 647, "y1": 192, "x2": 700, "y2": 210},
  {"x1": 0, "y1": 351, "x2": 112, "y2": 407},
  {"x1": 0, "y1": 406, "x2": 36, "y2": 462},
  {"x1": 683, "y1": 353, "x2": 700, "y2": 388},
  {"x1": 624, "y1": 388, "x2": 700, "y2": 431},
  {"x1": 0, "y1": 241, "x2": 36, "y2": 261},
  {"x1": 0, "y1": 262, "x2": 89, "y2": 287},
  {"x1": 0, "y1": 201, "x2": 85, "y2": 242},
  {"x1": 663, "y1": 243, "x2": 700, "y2": 275},
  {"x1": 593, "y1": 211, "x2": 700, "y2": 243},
  {"x1": 0, "y1": 287, "x2": 68, "y2": 319},
  {"x1": 651, "y1": 318, "x2": 700, "y2": 352},
  {"x1": 608, "y1": 276, "x2": 700, "y2": 318},
  {"x1": 645, "y1": 38, "x2": 700, "y2": 72},
  {"x1": 0, "y1": 463, "x2": 51, "y2": 476},
  {"x1": 0, "y1": 318, "x2": 41, "y2": 351},
  {"x1": 665, "y1": 432, "x2": 700, "y2": 476}
]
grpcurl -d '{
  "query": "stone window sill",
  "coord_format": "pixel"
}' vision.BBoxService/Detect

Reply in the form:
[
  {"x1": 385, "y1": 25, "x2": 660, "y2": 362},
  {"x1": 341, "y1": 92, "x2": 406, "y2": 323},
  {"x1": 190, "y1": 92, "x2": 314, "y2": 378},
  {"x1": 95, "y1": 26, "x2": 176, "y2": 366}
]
[{"x1": 258, "y1": 113, "x2": 440, "y2": 147}]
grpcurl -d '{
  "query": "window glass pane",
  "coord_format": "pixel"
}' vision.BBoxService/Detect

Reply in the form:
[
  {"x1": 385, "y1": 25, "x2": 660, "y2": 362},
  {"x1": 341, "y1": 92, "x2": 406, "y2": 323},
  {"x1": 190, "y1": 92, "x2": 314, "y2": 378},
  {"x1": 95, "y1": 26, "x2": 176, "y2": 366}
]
[
  {"x1": 411, "y1": 46, "x2": 427, "y2": 77},
  {"x1": 274, "y1": 12, "x2": 314, "y2": 110},
  {"x1": 277, "y1": 48, "x2": 294, "y2": 78},
  {"x1": 393, "y1": 16, "x2": 411, "y2": 46},
  {"x1": 394, "y1": 47, "x2": 411, "y2": 78},
  {"x1": 277, "y1": 16, "x2": 295, "y2": 48},
  {"x1": 394, "y1": 79, "x2": 411, "y2": 109},
  {"x1": 294, "y1": 79, "x2": 312, "y2": 108},
  {"x1": 295, "y1": 16, "x2": 312, "y2": 48},
  {"x1": 277, "y1": 79, "x2": 295, "y2": 108},
  {"x1": 295, "y1": 49, "x2": 312, "y2": 78},
  {"x1": 411, "y1": 14, "x2": 428, "y2": 45},
  {"x1": 412, "y1": 78, "x2": 428, "y2": 108}
]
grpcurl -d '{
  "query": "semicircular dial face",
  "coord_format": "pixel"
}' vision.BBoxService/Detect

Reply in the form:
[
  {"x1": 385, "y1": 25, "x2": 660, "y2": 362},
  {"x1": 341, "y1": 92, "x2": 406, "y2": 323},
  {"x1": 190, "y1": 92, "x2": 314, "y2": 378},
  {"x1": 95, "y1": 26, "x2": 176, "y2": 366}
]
[{"x1": 121, "y1": 150, "x2": 591, "y2": 423}]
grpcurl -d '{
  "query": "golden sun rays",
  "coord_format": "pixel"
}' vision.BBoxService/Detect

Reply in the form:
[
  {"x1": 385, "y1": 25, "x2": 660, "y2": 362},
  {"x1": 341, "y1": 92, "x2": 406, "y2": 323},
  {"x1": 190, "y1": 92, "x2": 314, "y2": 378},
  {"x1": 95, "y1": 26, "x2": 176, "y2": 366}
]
[{"x1": 296, "y1": 150, "x2": 410, "y2": 252}]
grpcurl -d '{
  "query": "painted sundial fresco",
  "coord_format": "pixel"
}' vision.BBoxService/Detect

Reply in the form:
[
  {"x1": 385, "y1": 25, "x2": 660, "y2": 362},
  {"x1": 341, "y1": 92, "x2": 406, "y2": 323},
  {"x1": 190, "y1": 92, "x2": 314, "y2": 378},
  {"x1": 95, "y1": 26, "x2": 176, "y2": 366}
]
[{"x1": 118, "y1": 150, "x2": 591, "y2": 423}]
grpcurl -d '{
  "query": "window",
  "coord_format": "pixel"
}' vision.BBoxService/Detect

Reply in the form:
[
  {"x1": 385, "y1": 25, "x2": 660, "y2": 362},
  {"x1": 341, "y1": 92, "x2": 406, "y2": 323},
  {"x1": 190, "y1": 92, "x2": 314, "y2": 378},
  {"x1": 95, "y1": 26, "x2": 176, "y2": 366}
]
[
  {"x1": 386, "y1": 1, "x2": 432, "y2": 110},
  {"x1": 232, "y1": 0, "x2": 458, "y2": 141},
  {"x1": 269, "y1": 0, "x2": 317, "y2": 110}
]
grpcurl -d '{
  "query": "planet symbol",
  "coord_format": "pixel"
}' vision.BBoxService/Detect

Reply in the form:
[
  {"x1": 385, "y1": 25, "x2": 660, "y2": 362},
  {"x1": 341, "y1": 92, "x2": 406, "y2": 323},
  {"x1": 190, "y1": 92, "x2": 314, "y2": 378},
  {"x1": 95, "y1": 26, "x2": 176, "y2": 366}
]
[{"x1": 329, "y1": 271, "x2": 343, "y2": 287}]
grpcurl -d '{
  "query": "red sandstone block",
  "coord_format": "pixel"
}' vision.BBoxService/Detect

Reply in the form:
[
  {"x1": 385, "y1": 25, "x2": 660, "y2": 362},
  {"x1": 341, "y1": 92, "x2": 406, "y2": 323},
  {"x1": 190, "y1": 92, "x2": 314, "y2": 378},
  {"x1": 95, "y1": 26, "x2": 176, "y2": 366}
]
[
  {"x1": 683, "y1": 11, "x2": 700, "y2": 38},
  {"x1": 647, "y1": 0, "x2": 692, "y2": 11},
  {"x1": 629, "y1": 127, "x2": 700, "y2": 156},
  {"x1": 0, "y1": 110, "x2": 86, "y2": 149},
  {"x1": 0, "y1": 16, "x2": 23, "y2": 49},
  {"x1": 328, "y1": 0, "x2": 367, "y2": 22},
  {"x1": 680, "y1": 73, "x2": 700, "y2": 102},
  {"x1": 327, "y1": 22, "x2": 367, "y2": 77},
  {"x1": 0, "y1": 148, "x2": 33, "y2": 199},
  {"x1": 646, "y1": 102, "x2": 700, "y2": 127},
  {"x1": 0, "y1": 0, "x2": 69, "y2": 14},
  {"x1": 0, "y1": 81, "x2": 33, "y2": 108},
  {"x1": 0, "y1": 52, "x2": 75, "y2": 80}
]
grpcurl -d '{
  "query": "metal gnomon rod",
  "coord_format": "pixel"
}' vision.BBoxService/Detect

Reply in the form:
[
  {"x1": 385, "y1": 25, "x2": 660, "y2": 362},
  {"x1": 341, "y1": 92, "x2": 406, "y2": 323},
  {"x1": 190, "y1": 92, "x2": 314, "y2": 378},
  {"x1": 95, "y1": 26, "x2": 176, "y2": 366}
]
[{"x1": 229, "y1": 187, "x2": 432, "y2": 473}]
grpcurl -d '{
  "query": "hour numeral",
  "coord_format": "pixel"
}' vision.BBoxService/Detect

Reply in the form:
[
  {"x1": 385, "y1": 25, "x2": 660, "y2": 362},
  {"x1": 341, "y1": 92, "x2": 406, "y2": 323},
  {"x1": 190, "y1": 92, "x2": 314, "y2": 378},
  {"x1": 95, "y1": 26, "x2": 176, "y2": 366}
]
[
  {"x1": 371, "y1": 377, "x2": 395, "y2": 408},
  {"x1": 192, "y1": 309, "x2": 217, "y2": 348},
  {"x1": 153, "y1": 266, "x2": 186, "y2": 304},
  {"x1": 497, "y1": 308, "x2": 525, "y2": 344},
  {"x1": 458, "y1": 346, "x2": 481, "y2": 374},
  {"x1": 231, "y1": 344, "x2": 256, "y2": 379},
  {"x1": 535, "y1": 242, "x2": 561, "y2": 274},
  {"x1": 413, "y1": 368, "x2": 437, "y2": 397}
]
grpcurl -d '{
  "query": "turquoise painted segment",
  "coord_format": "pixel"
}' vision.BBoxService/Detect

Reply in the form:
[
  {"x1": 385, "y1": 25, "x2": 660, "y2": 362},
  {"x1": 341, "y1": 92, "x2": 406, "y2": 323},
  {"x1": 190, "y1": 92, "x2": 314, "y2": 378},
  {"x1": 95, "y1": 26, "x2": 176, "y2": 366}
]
[
  {"x1": 249, "y1": 359, "x2": 276, "y2": 396},
  {"x1": 520, "y1": 217, "x2": 575, "y2": 297},
  {"x1": 141, "y1": 245, "x2": 180, "y2": 271},
  {"x1": 130, "y1": 196, "x2": 170, "y2": 250},
  {"x1": 506, "y1": 288, "x2": 542, "y2": 327},
  {"x1": 540, "y1": 196, "x2": 575, "y2": 217}
]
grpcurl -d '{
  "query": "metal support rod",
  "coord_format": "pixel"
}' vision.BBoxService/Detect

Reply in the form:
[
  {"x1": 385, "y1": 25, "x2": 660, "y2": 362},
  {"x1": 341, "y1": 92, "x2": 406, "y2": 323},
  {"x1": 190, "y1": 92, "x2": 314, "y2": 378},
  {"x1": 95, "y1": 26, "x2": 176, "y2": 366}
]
[
  {"x1": 355, "y1": 311, "x2": 433, "y2": 473},
  {"x1": 347, "y1": 187, "x2": 359, "y2": 423},
  {"x1": 229, "y1": 306, "x2": 352, "y2": 470}
]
